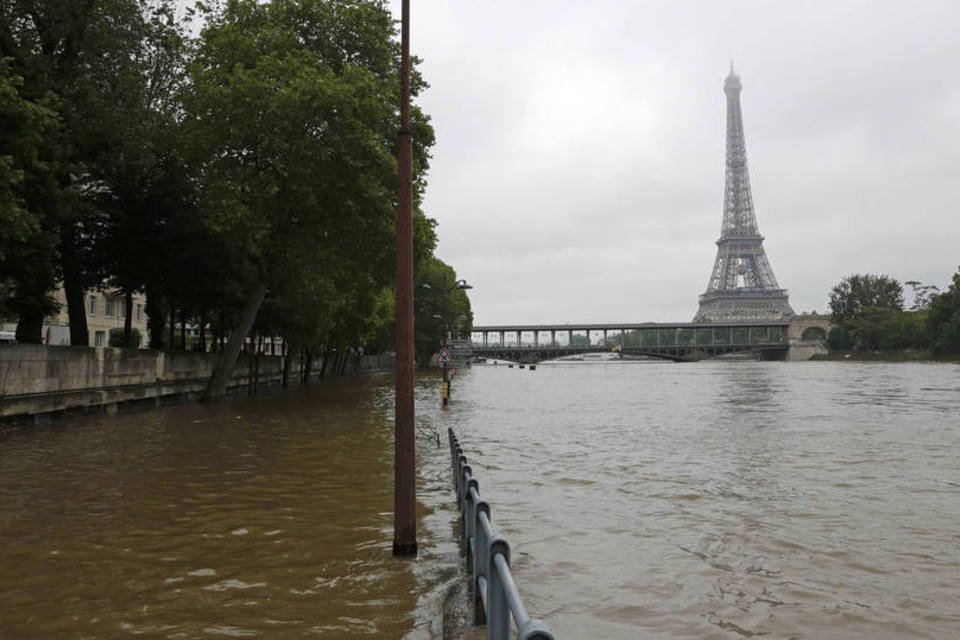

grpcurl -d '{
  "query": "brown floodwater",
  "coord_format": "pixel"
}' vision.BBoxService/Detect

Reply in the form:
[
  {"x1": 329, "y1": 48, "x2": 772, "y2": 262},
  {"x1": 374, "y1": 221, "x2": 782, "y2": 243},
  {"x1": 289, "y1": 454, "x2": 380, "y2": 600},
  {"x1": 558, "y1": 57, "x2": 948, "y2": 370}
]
[
  {"x1": 0, "y1": 376, "x2": 460, "y2": 639},
  {"x1": 3, "y1": 362, "x2": 960, "y2": 639}
]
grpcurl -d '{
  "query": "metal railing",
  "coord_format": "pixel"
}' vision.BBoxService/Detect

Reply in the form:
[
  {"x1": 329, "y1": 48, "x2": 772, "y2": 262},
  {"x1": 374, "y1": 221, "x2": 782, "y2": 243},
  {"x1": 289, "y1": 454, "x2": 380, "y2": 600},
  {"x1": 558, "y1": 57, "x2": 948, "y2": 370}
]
[{"x1": 448, "y1": 428, "x2": 556, "y2": 640}]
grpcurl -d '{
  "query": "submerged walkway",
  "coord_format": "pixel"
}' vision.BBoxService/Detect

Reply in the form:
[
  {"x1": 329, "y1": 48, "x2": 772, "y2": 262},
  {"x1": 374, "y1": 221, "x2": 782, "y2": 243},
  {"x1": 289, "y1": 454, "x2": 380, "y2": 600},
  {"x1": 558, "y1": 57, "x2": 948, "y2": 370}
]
[{"x1": 0, "y1": 377, "x2": 459, "y2": 638}]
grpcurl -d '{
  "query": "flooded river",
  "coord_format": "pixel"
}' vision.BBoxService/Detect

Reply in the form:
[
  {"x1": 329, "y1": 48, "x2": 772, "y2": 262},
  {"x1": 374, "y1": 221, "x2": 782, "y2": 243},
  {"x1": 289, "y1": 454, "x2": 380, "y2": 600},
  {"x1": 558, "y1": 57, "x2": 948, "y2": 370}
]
[
  {"x1": 2, "y1": 362, "x2": 959, "y2": 638},
  {"x1": 448, "y1": 361, "x2": 960, "y2": 639}
]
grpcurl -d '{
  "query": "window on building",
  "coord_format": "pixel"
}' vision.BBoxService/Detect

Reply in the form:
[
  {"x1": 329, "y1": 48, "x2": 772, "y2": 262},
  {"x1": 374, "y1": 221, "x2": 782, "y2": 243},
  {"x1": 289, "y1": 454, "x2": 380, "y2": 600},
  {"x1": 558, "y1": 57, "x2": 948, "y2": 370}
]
[
  {"x1": 88, "y1": 295, "x2": 97, "y2": 315},
  {"x1": 120, "y1": 300, "x2": 126, "y2": 318},
  {"x1": 136, "y1": 304, "x2": 143, "y2": 322},
  {"x1": 94, "y1": 331, "x2": 106, "y2": 348},
  {"x1": 105, "y1": 297, "x2": 115, "y2": 317}
]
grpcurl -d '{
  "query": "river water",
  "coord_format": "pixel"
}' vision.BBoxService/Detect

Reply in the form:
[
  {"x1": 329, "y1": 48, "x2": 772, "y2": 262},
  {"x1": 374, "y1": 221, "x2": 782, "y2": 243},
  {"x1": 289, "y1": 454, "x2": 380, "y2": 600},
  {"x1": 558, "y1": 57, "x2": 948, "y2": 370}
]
[
  {"x1": 447, "y1": 361, "x2": 960, "y2": 639},
  {"x1": 1, "y1": 362, "x2": 959, "y2": 639}
]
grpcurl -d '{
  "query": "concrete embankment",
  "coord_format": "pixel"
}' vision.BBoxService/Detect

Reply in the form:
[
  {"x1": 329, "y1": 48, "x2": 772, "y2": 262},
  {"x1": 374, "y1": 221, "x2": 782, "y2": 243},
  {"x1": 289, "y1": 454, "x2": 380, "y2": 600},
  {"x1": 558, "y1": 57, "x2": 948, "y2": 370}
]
[
  {"x1": 0, "y1": 344, "x2": 394, "y2": 424},
  {"x1": 0, "y1": 344, "x2": 279, "y2": 423}
]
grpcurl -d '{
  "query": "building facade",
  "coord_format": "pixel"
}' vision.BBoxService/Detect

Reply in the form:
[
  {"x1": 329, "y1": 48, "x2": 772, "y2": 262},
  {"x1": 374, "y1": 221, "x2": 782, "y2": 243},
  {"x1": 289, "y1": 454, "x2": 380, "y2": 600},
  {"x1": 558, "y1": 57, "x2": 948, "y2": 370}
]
[{"x1": 1, "y1": 288, "x2": 149, "y2": 347}]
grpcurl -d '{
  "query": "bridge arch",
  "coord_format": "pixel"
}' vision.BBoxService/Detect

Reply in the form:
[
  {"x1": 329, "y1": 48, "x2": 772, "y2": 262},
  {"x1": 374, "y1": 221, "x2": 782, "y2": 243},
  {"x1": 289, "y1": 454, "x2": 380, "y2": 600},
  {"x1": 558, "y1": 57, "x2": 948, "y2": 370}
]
[{"x1": 800, "y1": 326, "x2": 827, "y2": 341}]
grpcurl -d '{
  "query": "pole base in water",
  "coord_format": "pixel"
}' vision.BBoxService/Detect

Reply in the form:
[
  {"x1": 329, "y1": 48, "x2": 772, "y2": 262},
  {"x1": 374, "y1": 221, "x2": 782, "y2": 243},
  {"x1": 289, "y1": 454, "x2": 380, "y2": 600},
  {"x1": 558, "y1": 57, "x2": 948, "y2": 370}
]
[{"x1": 392, "y1": 540, "x2": 418, "y2": 557}]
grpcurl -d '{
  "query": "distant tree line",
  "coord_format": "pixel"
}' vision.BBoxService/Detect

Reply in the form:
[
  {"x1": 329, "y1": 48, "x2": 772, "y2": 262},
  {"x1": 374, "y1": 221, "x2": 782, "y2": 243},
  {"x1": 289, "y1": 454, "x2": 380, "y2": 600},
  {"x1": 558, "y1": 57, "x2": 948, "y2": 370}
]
[
  {"x1": 827, "y1": 269, "x2": 960, "y2": 355},
  {"x1": 0, "y1": 0, "x2": 470, "y2": 395}
]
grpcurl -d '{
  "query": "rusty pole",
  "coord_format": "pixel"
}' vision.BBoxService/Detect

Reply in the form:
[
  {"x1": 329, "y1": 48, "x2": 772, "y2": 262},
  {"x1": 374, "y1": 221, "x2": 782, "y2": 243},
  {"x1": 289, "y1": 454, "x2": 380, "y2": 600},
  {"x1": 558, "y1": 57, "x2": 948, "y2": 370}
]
[{"x1": 393, "y1": 0, "x2": 417, "y2": 557}]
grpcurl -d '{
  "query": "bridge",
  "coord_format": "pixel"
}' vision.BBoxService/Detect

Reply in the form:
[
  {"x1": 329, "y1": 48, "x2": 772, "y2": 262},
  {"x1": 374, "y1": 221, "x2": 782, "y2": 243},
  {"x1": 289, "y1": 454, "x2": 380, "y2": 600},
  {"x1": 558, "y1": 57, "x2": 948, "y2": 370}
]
[{"x1": 470, "y1": 321, "x2": 795, "y2": 364}]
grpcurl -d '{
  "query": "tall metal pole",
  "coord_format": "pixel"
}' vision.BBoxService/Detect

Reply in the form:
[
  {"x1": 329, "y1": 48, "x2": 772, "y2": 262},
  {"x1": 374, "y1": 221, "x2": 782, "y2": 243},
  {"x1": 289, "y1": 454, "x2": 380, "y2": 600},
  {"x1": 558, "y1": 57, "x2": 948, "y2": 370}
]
[
  {"x1": 393, "y1": 0, "x2": 417, "y2": 557},
  {"x1": 441, "y1": 275, "x2": 451, "y2": 406}
]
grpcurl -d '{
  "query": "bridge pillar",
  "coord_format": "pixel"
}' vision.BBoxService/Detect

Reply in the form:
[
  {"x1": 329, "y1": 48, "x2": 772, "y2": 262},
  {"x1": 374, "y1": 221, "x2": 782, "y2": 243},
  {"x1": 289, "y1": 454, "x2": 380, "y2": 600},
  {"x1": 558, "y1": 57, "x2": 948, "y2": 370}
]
[
  {"x1": 603, "y1": 329, "x2": 607, "y2": 345},
  {"x1": 550, "y1": 330, "x2": 555, "y2": 347},
  {"x1": 534, "y1": 331, "x2": 539, "y2": 347}
]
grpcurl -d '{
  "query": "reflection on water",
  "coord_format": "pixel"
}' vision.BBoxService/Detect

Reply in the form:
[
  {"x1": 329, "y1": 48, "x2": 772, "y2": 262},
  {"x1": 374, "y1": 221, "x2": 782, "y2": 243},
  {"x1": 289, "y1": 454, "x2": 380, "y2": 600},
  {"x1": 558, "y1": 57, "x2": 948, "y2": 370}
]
[
  {"x1": 0, "y1": 376, "x2": 460, "y2": 639},
  {"x1": 442, "y1": 361, "x2": 960, "y2": 639}
]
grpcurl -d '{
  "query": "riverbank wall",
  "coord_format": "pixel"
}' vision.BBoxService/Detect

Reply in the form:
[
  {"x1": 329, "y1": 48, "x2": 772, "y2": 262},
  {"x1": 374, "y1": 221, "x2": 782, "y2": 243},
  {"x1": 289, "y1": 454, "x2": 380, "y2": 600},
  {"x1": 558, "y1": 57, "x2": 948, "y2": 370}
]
[{"x1": 0, "y1": 344, "x2": 326, "y2": 424}]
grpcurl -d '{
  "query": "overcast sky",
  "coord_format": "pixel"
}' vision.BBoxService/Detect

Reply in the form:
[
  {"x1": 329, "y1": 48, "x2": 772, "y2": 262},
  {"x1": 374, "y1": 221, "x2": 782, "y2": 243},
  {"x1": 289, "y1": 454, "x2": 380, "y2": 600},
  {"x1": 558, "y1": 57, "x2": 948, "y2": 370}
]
[{"x1": 388, "y1": 1, "x2": 959, "y2": 324}]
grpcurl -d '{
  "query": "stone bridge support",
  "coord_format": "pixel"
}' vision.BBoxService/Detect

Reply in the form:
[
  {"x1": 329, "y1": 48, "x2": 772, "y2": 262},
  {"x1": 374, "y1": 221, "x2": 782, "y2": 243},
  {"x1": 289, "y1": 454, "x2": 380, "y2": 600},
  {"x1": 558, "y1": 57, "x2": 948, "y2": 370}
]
[{"x1": 787, "y1": 314, "x2": 832, "y2": 361}]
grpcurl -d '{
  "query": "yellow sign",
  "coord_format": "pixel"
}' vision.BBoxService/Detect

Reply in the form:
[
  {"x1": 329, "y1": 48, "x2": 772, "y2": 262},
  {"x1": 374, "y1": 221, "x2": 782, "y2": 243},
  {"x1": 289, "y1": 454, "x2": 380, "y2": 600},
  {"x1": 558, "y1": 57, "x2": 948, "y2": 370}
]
[{"x1": 440, "y1": 381, "x2": 449, "y2": 400}]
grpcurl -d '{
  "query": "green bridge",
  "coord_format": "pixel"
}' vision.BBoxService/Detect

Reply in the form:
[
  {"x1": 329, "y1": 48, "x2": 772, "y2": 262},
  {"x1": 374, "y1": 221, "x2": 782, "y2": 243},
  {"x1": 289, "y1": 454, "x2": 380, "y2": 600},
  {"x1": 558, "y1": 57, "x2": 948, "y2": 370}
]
[{"x1": 470, "y1": 322, "x2": 793, "y2": 363}]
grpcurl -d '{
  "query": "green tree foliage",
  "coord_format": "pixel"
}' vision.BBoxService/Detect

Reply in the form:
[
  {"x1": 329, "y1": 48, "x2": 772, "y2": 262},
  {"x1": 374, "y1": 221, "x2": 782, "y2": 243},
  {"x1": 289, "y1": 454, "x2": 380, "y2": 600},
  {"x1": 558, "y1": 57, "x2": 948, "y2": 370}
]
[
  {"x1": 1, "y1": 0, "x2": 468, "y2": 391},
  {"x1": 826, "y1": 273, "x2": 932, "y2": 352},
  {"x1": 928, "y1": 268, "x2": 960, "y2": 355},
  {"x1": 829, "y1": 274, "x2": 904, "y2": 328},
  {"x1": 109, "y1": 327, "x2": 141, "y2": 348},
  {"x1": 852, "y1": 308, "x2": 927, "y2": 351},
  {"x1": 569, "y1": 333, "x2": 590, "y2": 347},
  {"x1": 0, "y1": 0, "x2": 190, "y2": 344},
  {"x1": 904, "y1": 280, "x2": 940, "y2": 312},
  {"x1": 414, "y1": 256, "x2": 473, "y2": 368},
  {"x1": 0, "y1": 61, "x2": 59, "y2": 332},
  {"x1": 183, "y1": 0, "x2": 436, "y2": 396}
]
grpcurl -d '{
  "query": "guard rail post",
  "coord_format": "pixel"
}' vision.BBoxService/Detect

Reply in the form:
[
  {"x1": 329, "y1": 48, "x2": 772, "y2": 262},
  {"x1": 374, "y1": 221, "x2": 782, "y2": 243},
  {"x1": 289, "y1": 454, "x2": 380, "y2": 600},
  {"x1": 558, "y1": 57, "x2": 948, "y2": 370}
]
[{"x1": 487, "y1": 536, "x2": 511, "y2": 639}]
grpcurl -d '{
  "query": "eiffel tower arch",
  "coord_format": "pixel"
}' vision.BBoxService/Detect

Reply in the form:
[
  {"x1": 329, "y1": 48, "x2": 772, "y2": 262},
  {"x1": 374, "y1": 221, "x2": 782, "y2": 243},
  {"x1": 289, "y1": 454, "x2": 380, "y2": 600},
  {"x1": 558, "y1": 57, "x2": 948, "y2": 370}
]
[{"x1": 695, "y1": 67, "x2": 794, "y2": 323}]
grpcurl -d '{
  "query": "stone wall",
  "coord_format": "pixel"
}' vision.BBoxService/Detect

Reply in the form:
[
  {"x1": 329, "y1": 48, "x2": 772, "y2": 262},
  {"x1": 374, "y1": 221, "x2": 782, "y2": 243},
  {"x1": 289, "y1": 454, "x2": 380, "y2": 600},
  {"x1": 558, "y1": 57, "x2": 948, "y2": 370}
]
[
  {"x1": 787, "y1": 314, "x2": 832, "y2": 361},
  {"x1": 0, "y1": 344, "x2": 289, "y2": 423}
]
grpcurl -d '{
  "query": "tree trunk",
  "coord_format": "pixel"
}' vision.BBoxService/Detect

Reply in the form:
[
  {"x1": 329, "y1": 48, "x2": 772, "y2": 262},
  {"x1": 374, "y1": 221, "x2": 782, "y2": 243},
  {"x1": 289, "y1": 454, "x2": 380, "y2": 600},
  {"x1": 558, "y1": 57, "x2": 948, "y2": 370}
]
[
  {"x1": 11, "y1": 258, "x2": 48, "y2": 343},
  {"x1": 319, "y1": 347, "x2": 331, "y2": 379},
  {"x1": 281, "y1": 341, "x2": 292, "y2": 388},
  {"x1": 302, "y1": 348, "x2": 314, "y2": 384},
  {"x1": 179, "y1": 309, "x2": 186, "y2": 351},
  {"x1": 60, "y1": 226, "x2": 89, "y2": 346},
  {"x1": 145, "y1": 284, "x2": 164, "y2": 349},
  {"x1": 332, "y1": 349, "x2": 343, "y2": 376},
  {"x1": 198, "y1": 313, "x2": 207, "y2": 353},
  {"x1": 252, "y1": 334, "x2": 263, "y2": 394},
  {"x1": 204, "y1": 281, "x2": 267, "y2": 401},
  {"x1": 15, "y1": 305, "x2": 44, "y2": 344},
  {"x1": 123, "y1": 290, "x2": 133, "y2": 346},
  {"x1": 168, "y1": 301, "x2": 175, "y2": 350}
]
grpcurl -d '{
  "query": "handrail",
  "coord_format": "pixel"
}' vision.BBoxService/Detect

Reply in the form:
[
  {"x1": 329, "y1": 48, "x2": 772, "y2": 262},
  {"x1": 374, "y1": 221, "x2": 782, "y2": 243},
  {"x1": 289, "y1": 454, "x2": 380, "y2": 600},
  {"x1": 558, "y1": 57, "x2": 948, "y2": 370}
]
[{"x1": 449, "y1": 428, "x2": 556, "y2": 640}]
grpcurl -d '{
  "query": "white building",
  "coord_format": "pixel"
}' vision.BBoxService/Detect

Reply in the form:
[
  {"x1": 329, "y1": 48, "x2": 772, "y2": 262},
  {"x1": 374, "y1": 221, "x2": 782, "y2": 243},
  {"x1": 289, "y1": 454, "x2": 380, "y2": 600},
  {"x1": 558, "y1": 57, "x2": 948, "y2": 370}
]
[{"x1": 1, "y1": 288, "x2": 149, "y2": 348}]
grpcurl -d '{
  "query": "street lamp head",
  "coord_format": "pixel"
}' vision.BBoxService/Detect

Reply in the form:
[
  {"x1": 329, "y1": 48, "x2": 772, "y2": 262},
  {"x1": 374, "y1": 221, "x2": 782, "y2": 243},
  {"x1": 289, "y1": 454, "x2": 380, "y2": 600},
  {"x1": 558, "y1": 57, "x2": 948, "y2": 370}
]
[
  {"x1": 455, "y1": 279, "x2": 473, "y2": 290},
  {"x1": 420, "y1": 282, "x2": 432, "y2": 290}
]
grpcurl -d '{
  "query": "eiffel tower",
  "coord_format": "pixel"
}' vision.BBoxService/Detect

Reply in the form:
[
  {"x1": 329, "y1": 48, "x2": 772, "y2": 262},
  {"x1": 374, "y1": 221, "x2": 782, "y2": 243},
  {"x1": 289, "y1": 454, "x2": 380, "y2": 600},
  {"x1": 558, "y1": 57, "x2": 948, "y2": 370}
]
[{"x1": 694, "y1": 66, "x2": 794, "y2": 323}]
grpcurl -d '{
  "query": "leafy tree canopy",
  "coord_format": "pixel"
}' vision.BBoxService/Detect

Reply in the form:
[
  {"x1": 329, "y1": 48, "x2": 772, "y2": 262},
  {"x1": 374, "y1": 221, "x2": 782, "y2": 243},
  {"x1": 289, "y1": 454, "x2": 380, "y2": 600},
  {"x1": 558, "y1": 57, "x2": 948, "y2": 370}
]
[{"x1": 829, "y1": 274, "x2": 903, "y2": 329}]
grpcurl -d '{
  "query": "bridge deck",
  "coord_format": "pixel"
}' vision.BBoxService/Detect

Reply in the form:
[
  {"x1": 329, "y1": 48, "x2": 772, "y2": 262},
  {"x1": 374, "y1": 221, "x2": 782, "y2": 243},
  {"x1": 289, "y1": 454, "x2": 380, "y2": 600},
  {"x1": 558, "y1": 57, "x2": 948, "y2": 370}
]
[{"x1": 472, "y1": 321, "x2": 788, "y2": 333}]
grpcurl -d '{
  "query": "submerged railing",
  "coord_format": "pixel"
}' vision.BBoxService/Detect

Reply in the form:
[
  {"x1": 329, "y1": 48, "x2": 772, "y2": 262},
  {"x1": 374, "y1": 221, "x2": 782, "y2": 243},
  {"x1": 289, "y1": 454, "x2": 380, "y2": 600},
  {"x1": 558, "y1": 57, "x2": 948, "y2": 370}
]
[{"x1": 448, "y1": 428, "x2": 556, "y2": 640}]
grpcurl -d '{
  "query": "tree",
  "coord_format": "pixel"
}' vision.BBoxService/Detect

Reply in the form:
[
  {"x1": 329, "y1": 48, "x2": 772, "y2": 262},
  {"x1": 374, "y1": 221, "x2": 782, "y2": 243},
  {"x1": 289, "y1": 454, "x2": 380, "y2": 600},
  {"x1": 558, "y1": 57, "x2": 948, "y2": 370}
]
[
  {"x1": 829, "y1": 274, "x2": 904, "y2": 329},
  {"x1": 184, "y1": 0, "x2": 434, "y2": 398},
  {"x1": 904, "y1": 280, "x2": 940, "y2": 312},
  {"x1": 0, "y1": 60, "x2": 60, "y2": 340},
  {"x1": 89, "y1": 0, "x2": 192, "y2": 347},
  {"x1": 928, "y1": 268, "x2": 960, "y2": 355},
  {"x1": 414, "y1": 256, "x2": 473, "y2": 368},
  {"x1": 0, "y1": 0, "x2": 189, "y2": 345},
  {"x1": 569, "y1": 333, "x2": 591, "y2": 347}
]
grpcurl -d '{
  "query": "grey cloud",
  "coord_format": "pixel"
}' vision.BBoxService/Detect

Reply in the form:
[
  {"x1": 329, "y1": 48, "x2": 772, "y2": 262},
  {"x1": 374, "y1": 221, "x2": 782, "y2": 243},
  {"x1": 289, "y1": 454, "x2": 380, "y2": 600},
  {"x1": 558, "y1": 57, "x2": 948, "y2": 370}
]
[{"x1": 393, "y1": 0, "x2": 960, "y2": 323}]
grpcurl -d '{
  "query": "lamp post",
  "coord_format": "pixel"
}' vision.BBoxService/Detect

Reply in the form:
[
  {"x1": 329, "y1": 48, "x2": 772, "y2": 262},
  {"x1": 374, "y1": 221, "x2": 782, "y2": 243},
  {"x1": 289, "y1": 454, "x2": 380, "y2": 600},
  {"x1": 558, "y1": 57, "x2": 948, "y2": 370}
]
[
  {"x1": 393, "y1": 0, "x2": 416, "y2": 557},
  {"x1": 422, "y1": 276, "x2": 472, "y2": 406}
]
